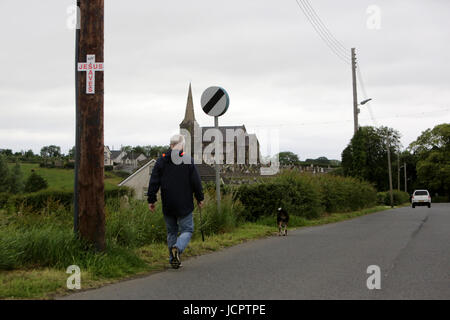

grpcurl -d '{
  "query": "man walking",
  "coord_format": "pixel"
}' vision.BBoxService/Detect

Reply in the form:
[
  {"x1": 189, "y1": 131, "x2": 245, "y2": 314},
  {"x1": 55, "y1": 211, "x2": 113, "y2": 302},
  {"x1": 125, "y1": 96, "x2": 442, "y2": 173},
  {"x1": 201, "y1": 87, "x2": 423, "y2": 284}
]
[{"x1": 147, "y1": 134, "x2": 204, "y2": 269}]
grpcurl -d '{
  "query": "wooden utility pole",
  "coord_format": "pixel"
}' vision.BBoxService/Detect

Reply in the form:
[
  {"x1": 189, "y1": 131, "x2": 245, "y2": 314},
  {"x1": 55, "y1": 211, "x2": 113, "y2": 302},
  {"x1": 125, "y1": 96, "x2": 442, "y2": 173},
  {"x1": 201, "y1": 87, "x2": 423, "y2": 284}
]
[
  {"x1": 397, "y1": 152, "x2": 401, "y2": 191},
  {"x1": 75, "y1": 0, "x2": 105, "y2": 251},
  {"x1": 74, "y1": 0, "x2": 81, "y2": 235},
  {"x1": 351, "y1": 48, "x2": 358, "y2": 135},
  {"x1": 386, "y1": 136, "x2": 394, "y2": 208},
  {"x1": 404, "y1": 162, "x2": 407, "y2": 193}
]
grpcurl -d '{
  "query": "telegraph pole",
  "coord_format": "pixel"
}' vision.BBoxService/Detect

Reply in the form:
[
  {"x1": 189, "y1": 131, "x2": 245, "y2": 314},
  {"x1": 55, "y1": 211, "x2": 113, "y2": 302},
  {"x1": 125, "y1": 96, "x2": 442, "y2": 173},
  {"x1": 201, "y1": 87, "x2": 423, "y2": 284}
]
[
  {"x1": 397, "y1": 152, "x2": 401, "y2": 191},
  {"x1": 386, "y1": 136, "x2": 394, "y2": 208},
  {"x1": 74, "y1": 0, "x2": 81, "y2": 235},
  {"x1": 351, "y1": 48, "x2": 358, "y2": 135},
  {"x1": 75, "y1": 0, "x2": 105, "y2": 251},
  {"x1": 404, "y1": 162, "x2": 407, "y2": 193}
]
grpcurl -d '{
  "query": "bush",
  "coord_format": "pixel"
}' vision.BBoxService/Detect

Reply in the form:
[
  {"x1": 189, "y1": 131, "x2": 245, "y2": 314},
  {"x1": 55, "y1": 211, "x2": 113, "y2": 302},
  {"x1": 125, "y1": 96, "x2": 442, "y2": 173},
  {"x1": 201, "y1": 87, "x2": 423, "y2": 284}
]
[
  {"x1": 24, "y1": 171, "x2": 48, "y2": 193},
  {"x1": 316, "y1": 175, "x2": 377, "y2": 213},
  {"x1": 5, "y1": 187, "x2": 133, "y2": 213},
  {"x1": 236, "y1": 170, "x2": 378, "y2": 221},
  {"x1": 0, "y1": 155, "x2": 10, "y2": 193},
  {"x1": 377, "y1": 190, "x2": 410, "y2": 206},
  {"x1": 432, "y1": 195, "x2": 450, "y2": 203},
  {"x1": 8, "y1": 162, "x2": 24, "y2": 194},
  {"x1": 64, "y1": 162, "x2": 75, "y2": 169},
  {"x1": 0, "y1": 192, "x2": 10, "y2": 209},
  {"x1": 196, "y1": 194, "x2": 243, "y2": 236},
  {"x1": 237, "y1": 171, "x2": 323, "y2": 221}
]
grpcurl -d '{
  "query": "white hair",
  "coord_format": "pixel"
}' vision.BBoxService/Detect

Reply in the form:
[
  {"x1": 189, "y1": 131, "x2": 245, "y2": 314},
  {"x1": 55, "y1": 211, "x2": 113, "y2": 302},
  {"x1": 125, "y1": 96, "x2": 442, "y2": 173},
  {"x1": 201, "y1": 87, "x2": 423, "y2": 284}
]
[{"x1": 170, "y1": 134, "x2": 185, "y2": 149}]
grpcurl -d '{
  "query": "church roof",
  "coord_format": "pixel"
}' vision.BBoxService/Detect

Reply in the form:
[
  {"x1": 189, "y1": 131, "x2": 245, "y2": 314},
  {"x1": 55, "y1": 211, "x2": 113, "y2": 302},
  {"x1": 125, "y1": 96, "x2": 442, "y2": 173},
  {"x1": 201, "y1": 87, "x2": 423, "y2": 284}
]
[{"x1": 180, "y1": 83, "x2": 197, "y2": 125}]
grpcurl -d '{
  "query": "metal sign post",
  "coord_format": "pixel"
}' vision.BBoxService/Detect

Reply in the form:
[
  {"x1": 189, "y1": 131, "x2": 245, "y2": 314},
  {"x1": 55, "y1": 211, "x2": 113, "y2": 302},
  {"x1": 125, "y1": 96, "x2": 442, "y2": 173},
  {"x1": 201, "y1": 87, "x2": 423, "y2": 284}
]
[
  {"x1": 201, "y1": 86, "x2": 230, "y2": 213},
  {"x1": 214, "y1": 115, "x2": 221, "y2": 211}
]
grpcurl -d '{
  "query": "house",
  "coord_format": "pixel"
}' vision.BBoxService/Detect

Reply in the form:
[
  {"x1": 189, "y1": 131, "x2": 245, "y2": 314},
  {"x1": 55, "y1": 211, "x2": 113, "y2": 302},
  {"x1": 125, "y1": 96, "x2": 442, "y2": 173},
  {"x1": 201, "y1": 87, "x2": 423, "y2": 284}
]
[
  {"x1": 110, "y1": 150, "x2": 127, "y2": 165},
  {"x1": 118, "y1": 159, "x2": 156, "y2": 200},
  {"x1": 122, "y1": 152, "x2": 147, "y2": 168},
  {"x1": 104, "y1": 146, "x2": 113, "y2": 166}
]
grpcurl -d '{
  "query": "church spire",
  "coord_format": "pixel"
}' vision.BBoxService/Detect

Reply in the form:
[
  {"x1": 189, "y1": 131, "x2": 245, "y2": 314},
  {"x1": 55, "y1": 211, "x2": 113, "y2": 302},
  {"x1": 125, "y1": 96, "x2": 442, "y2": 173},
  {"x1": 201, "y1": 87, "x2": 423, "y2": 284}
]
[{"x1": 182, "y1": 83, "x2": 195, "y2": 123}]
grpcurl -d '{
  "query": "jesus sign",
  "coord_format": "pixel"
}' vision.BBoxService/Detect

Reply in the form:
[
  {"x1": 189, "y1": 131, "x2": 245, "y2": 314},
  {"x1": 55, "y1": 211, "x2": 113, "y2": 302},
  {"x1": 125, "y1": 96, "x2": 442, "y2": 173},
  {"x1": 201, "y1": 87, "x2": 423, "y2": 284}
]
[{"x1": 78, "y1": 54, "x2": 104, "y2": 94}]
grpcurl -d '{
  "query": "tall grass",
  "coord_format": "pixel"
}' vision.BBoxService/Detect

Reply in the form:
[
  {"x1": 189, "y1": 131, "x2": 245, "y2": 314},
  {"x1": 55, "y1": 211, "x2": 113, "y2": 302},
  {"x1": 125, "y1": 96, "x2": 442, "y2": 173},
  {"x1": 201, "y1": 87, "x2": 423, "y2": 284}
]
[{"x1": 0, "y1": 194, "x2": 241, "y2": 275}]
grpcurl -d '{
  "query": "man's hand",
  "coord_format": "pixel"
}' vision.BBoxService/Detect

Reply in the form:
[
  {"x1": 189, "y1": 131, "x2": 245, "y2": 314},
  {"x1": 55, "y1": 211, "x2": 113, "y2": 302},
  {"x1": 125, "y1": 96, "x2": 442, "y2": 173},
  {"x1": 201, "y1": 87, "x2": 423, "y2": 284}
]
[
  {"x1": 148, "y1": 203, "x2": 155, "y2": 212},
  {"x1": 197, "y1": 201, "x2": 204, "y2": 209}
]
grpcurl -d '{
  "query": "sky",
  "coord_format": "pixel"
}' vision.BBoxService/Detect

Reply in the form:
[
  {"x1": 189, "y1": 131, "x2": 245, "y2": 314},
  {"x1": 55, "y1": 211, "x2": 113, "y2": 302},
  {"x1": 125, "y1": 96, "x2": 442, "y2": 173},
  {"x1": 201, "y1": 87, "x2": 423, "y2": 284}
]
[{"x1": 0, "y1": 0, "x2": 449, "y2": 160}]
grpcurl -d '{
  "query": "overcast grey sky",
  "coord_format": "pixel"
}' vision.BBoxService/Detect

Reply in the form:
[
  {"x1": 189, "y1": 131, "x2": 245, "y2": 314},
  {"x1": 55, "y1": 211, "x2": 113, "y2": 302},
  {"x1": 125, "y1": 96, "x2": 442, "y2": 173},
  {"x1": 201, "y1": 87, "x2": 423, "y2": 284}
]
[{"x1": 0, "y1": 0, "x2": 449, "y2": 160}]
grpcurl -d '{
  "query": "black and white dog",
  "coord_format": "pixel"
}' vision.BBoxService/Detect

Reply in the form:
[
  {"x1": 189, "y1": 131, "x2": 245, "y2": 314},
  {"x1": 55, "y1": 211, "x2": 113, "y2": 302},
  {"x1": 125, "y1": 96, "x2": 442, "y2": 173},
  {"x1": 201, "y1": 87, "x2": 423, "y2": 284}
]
[{"x1": 277, "y1": 207, "x2": 289, "y2": 236}]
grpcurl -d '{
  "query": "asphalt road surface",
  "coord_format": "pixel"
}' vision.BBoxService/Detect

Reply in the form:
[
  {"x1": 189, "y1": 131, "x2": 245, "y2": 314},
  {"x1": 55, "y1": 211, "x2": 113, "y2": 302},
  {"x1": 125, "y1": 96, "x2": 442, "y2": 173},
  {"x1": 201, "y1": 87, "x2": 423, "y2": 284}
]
[{"x1": 62, "y1": 204, "x2": 450, "y2": 300}]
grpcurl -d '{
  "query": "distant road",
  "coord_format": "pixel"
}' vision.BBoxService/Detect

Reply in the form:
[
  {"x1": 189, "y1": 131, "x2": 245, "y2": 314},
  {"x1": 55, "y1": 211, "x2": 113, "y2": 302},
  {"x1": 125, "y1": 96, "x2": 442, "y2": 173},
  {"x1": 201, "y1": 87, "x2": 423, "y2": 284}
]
[{"x1": 62, "y1": 204, "x2": 450, "y2": 300}]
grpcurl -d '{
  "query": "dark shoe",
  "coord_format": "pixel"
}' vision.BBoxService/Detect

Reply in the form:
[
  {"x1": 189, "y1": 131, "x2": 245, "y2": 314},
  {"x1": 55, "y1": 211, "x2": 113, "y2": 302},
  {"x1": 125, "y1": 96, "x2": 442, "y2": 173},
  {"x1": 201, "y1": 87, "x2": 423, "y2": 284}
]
[{"x1": 171, "y1": 246, "x2": 181, "y2": 269}]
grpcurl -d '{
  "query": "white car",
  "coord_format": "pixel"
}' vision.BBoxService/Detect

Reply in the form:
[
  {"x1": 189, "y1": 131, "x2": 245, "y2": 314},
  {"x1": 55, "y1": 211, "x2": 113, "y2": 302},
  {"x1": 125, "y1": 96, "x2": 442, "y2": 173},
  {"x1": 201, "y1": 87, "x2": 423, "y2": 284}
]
[{"x1": 412, "y1": 190, "x2": 431, "y2": 208}]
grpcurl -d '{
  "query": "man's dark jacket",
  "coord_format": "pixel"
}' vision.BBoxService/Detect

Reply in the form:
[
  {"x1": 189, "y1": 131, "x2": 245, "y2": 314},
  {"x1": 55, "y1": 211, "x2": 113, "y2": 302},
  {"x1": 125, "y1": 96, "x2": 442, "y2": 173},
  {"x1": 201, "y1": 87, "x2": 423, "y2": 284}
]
[{"x1": 147, "y1": 149, "x2": 204, "y2": 217}]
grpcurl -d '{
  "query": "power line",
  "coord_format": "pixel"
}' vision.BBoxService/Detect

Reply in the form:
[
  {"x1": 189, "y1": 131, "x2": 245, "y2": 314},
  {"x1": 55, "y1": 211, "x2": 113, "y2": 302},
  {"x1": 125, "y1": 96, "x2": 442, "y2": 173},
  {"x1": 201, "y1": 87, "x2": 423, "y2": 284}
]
[
  {"x1": 296, "y1": 0, "x2": 350, "y2": 64},
  {"x1": 246, "y1": 108, "x2": 450, "y2": 128},
  {"x1": 301, "y1": 0, "x2": 350, "y2": 57},
  {"x1": 294, "y1": 0, "x2": 350, "y2": 65},
  {"x1": 356, "y1": 61, "x2": 378, "y2": 126}
]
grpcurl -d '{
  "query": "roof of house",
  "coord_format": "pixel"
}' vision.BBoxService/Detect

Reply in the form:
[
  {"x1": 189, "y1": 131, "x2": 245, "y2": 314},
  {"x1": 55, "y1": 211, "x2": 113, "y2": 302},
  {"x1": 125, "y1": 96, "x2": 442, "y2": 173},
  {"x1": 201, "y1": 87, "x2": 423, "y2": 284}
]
[
  {"x1": 111, "y1": 150, "x2": 124, "y2": 159},
  {"x1": 118, "y1": 159, "x2": 156, "y2": 186},
  {"x1": 123, "y1": 153, "x2": 147, "y2": 160}
]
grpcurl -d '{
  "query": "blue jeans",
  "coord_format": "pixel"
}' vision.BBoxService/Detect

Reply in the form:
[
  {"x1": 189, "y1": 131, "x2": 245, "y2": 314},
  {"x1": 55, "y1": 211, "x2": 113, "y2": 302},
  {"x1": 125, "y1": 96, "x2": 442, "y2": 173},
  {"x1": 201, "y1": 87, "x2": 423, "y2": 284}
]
[{"x1": 163, "y1": 213, "x2": 194, "y2": 263}]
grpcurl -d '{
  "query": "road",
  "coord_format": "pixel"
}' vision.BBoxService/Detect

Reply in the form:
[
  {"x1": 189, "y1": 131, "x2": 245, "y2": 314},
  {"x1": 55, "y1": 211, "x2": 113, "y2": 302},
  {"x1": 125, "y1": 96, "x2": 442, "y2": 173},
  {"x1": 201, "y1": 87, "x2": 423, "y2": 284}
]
[{"x1": 62, "y1": 204, "x2": 450, "y2": 300}]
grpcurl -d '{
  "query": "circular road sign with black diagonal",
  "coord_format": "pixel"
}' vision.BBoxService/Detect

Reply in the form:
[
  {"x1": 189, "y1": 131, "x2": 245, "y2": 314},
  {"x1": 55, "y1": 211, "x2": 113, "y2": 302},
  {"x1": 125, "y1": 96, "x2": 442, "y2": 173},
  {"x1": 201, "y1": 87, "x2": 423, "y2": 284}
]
[{"x1": 201, "y1": 86, "x2": 230, "y2": 117}]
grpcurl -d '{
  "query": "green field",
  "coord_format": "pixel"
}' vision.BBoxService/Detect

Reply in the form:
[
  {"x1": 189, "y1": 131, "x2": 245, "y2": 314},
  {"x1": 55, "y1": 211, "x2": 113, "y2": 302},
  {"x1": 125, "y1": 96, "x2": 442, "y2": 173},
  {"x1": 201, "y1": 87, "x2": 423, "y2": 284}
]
[{"x1": 8, "y1": 163, "x2": 123, "y2": 190}]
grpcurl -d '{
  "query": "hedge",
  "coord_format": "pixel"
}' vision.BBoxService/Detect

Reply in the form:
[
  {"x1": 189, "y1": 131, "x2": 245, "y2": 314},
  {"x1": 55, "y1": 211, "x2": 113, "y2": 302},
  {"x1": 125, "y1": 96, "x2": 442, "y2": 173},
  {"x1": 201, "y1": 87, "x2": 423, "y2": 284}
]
[
  {"x1": 1, "y1": 187, "x2": 133, "y2": 213},
  {"x1": 377, "y1": 190, "x2": 410, "y2": 206},
  {"x1": 237, "y1": 170, "x2": 377, "y2": 221},
  {"x1": 315, "y1": 175, "x2": 377, "y2": 213}
]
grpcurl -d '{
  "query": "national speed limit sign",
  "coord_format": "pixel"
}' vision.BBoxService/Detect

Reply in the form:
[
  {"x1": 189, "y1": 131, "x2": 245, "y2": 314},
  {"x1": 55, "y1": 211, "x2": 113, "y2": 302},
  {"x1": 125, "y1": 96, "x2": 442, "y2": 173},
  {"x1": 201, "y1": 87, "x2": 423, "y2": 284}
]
[{"x1": 200, "y1": 86, "x2": 230, "y2": 117}]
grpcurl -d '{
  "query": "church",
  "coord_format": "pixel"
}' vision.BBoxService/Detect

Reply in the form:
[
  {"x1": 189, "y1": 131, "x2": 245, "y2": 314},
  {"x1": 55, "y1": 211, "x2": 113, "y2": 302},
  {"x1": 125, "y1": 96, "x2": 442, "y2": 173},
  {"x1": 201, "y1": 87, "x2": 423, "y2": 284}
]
[{"x1": 179, "y1": 84, "x2": 260, "y2": 166}]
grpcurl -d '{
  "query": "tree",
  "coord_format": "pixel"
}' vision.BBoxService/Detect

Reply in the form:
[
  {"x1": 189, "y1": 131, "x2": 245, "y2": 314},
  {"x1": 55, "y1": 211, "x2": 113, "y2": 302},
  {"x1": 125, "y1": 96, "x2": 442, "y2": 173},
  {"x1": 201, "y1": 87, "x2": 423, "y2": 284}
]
[
  {"x1": 40, "y1": 145, "x2": 61, "y2": 158},
  {"x1": 68, "y1": 146, "x2": 76, "y2": 159},
  {"x1": 0, "y1": 155, "x2": 10, "y2": 193},
  {"x1": 132, "y1": 146, "x2": 146, "y2": 156},
  {"x1": 278, "y1": 151, "x2": 300, "y2": 166},
  {"x1": 148, "y1": 145, "x2": 169, "y2": 158},
  {"x1": 8, "y1": 161, "x2": 24, "y2": 194},
  {"x1": 409, "y1": 123, "x2": 450, "y2": 199},
  {"x1": 342, "y1": 126, "x2": 401, "y2": 191},
  {"x1": 24, "y1": 149, "x2": 34, "y2": 158},
  {"x1": 0, "y1": 149, "x2": 13, "y2": 157},
  {"x1": 24, "y1": 171, "x2": 48, "y2": 193},
  {"x1": 399, "y1": 150, "x2": 419, "y2": 194},
  {"x1": 305, "y1": 157, "x2": 331, "y2": 165},
  {"x1": 121, "y1": 145, "x2": 132, "y2": 153}
]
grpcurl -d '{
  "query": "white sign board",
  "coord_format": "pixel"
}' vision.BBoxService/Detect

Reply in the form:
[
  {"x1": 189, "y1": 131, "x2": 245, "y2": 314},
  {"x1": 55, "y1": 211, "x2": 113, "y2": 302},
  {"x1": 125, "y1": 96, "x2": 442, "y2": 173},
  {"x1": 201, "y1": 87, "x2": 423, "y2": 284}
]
[{"x1": 78, "y1": 55, "x2": 104, "y2": 94}]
